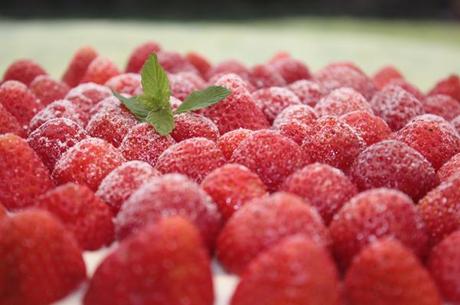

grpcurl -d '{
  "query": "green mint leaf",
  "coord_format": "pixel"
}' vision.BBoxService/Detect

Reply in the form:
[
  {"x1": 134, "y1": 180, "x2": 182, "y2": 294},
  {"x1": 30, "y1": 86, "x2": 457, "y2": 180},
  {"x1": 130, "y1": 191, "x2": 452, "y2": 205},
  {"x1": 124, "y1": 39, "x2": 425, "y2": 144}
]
[
  {"x1": 113, "y1": 91, "x2": 150, "y2": 120},
  {"x1": 141, "y1": 54, "x2": 170, "y2": 107},
  {"x1": 145, "y1": 107, "x2": 175, "y2": 136},
  {"x1": 174, "y1": 86, "x2": 231, "y2": 114}
]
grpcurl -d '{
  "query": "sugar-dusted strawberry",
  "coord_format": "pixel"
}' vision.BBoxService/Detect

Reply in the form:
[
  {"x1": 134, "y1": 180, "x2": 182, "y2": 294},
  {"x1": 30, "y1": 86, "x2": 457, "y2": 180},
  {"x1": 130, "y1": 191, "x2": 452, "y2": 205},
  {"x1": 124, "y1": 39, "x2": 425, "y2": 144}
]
[
  {"x1": 0, "y1": 102, "x2": 25, "y2": 137},
  {"x1": 29, "y1": 99, "x2": 84, "y2": 131},
  {"x1": 156, "y1": 137, "x2": 226, "y2": 183},
  {"x1": 281, "y1": 163, "x2": 358, "y2": 224},
  {"x1": 427, "y1": 230, "x2": 460, "y2": 304},
  {"x1": 329, "y1": 188, "x2": 428, "y2": 269},
  {"x1": 340, "y1": 110, "x2": 392, "y2": 145},
  {"x1": 388, "y1": 78, "x2": 425, "y2": 101},
  {"x1": 217, "y1": 192, "x2": 329, "y2": 274},
  {"x1": 231, "y1": 130, "x2": 304, "y2": 191},
  {"x1": 175, "y1": 71, "x2": 207, "y2": 89},
  {"x1": 301, "y1": 116, "x2": 366, "y2": 172},
  {"x1": 0, "y1": 209, "x2": 86, "y2": 305},
  {"x1": 423, "y1": 94, "x2": 460, "y2": 121},
  {"x1": 345, "y1": 238, "x2": 442, "y2": 305},
  {"x1": 85, "y1": 216, "x2": 213, "y2": 305},
  {"x1": 269, "y1": 56, "x2": 312, "y2": 84},
  {"x1": 202, "y1": 74, "x2": 270, "y2": 133},
  {"x1": 207, "y1": 60, "x2": 250, "y2": 82},
  {"x1": 157, "y1": 50, "x2": 197, "y2": 74},
  {"x1": 29, "y1": 75, "x2": 70, "y2": 106},
  {"x1": 105, "y1": 73, "x2": 141, "y2": 95},
  {"x1": 52, "y1": 137, "x2": 125, "y2": 191},
  {"x1": 429, "y1": 74, "x2": 460, "y2": 102},
  {"x1": 2, "y1": 59, "x2": 47, "y2": 86},
  {"x1": 125, "y1": 41, "x2": 161, "y2": 73},
  {"x1": 81, "y1": 56, "x2": 120, "y2": 85},
  {"x1": 217, "y1": 128, "x2": 253, "y2": 160},
  {"x1": 65, "y1": 82, "x2": 112, "y2": 123},
  {"x1": 288, "y1": 79, "x2": 325, "y2": 106},
  {"x1": 372, "y1": 65, "x2": 404, "y2": 89},
  {"x1": 314, "y1": 87, "x2": 373, "y2": 117},
  {"x1": 350, "y1": 140, "x2": 437, "y2": 200},
  {"x1": 437, "y1": 153, "x2": 460, "y2": 182},
  {"x1": 252, "y1": 86, "x2": 301, "y2": 122},
  {"x1": 0, "y1": 134, "x2": 53, "y2": 210},
  {"x1": 168, "y1": 72, "x2": 197, "y2": 100},
  {"x1": 231, "y1": 235, "x2": 340, "y2": 305},
  {"x1": 186, "y1": 51, "x2": 212, "y2": 78},
  {"x1": 273, "y1": 104, "x2": 318, "y2": 144},
  {"x1": 116, "y1": 174, "x2": 222, "y2": 250},
  {"x1": 370, "y1": 84, "x2": 425, "y2": 130},
  {"x1": 201, "y1": 164, "x2": 267, "y2": 221},
  {"x1": 27, "y1": 118, "x2": 88, "y2": 170},
  {"x1": 0, "y1": 80, "x2": 43, "y2": 131},
  {"x1": 392, "y1": 115, "x2": 460, "y2": 169},
  {"x1": 86, "y1": 97, "x2": 137, "y2": 147},
  {"x1": 36, "y1": 183, "x2": 114, "y2": 250},
  {"x1": 62, "y1": 46, "x2": 98, "y2": 87},
  {"x1": 119, "y1": 122, "x2": 175, "y2": 166},
  {"x1": 171, "y1": 113, "x2": 220, "y2": 142},
  {"x1": 249, "y1": 64, "x2": 286, "y2": 89},
  {"x1": 418, "y1": 175, "x2": 460, "y2": 247},
  {"x1": 315, "y1": 63, "x2": 376, "y2": 100}
]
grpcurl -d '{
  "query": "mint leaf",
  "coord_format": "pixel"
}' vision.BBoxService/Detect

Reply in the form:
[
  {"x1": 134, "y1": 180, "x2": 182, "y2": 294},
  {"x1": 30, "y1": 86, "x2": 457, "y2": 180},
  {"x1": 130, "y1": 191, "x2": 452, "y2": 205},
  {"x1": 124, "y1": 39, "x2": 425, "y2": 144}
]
[
  {"x1": 113, "y1": 92, "x2": 150, "y2": 120},
  {"x1": 145, "y1": 107, "x2": 175, "y2": 136},
  {"x1": 175, "y1": 86, "x2": 231, "y2": 114},
  {"x1": 141, "y1": 54, "x2": 170, "y2": 108}
]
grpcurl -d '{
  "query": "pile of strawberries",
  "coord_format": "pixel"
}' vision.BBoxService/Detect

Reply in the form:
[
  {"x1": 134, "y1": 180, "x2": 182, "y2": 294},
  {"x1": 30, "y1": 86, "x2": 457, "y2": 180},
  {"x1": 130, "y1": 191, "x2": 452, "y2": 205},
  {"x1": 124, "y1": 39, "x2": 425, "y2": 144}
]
[{"x1": 1, "y1": 41, "x2": 460, "y2": 305}]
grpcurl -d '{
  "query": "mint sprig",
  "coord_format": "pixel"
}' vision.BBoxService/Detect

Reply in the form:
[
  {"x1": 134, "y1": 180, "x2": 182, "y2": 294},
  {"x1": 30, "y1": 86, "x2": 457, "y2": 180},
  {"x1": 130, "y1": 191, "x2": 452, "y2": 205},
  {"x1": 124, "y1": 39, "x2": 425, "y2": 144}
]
[{"x1": 114, "y1": 54, "x2": 230, "y2": 136}]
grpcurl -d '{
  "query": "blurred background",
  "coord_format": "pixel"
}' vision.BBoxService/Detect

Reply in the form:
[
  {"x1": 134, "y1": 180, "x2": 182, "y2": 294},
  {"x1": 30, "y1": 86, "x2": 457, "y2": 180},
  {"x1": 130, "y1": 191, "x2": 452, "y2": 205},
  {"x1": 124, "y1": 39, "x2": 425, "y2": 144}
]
[{"x1": 1, "y1": 0, "x2": 459, "y2": 90}]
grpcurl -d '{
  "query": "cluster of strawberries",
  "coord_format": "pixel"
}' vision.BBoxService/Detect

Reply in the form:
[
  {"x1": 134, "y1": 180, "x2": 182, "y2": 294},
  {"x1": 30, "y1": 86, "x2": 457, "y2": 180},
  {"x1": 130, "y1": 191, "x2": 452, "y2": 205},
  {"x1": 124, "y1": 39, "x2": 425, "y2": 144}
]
[{"x1": 0, "y1": 41, "x2": 460, "y2": 305}]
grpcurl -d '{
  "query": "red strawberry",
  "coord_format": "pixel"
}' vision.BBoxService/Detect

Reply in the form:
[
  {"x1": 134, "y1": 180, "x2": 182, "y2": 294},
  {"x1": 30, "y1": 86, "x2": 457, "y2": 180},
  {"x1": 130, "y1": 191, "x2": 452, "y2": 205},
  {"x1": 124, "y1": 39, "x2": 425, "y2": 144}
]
[
  {"x1": 269, "y1": 56, "x2": 312, "y2": 84},
  {"x1": 231, "y1": 130, "x2": 304, "y2": 191},
  {"x1": 340, "y1": 110, "x2": 392, "y2": 145},
  {"x1": 207, "y1": 60, "x2": 250, "y2": 81},
  {"x1": 280, "y1": 163, "x2": 358, "y2": 224},
  {"x1": 29, "y1": 99, "x2": 84, "y2": 131},
  {"x1": 36, "y1": 183, "x2": 114, "y2": 250},
  {"x1": 157, "y1": 50, "x2": 197, "y2": 74},
  {"x1": 423, "y1": 94, "x2": 460, "y2": 121},
  {"x1": 0, "y1": 209, "x2": 86, "y2": 305},
  {"x1": 345, "y1": 238, "x2": 442, "y2": 305},
  {"x1": 2, "y1": 59, "x2": 47, "y2": 86},
  {"x1": 0, "y1": 203, "x2": 6, "y2": 218},
  {"x1": 388, "y1": 78, "x2": 425, "y2": 101},
  {"x1": 168, "y1": 73, "x2": 197, "y2": 100},
  {"x1": 418, "y1": 174, "x2": 460, "y2": 247},
  {"x1": 62, "y1": 46, "x2": 98, "y2": 87},
  {"x1": 186, "y1": 51, "x2": 212, "y2": 78},
  {"x1": 0, "y1": 102, "x2": 25, "y2": 137},
  {"x1": 249, "y1": 64, "x2": 286, "y2": 89},
  {"x1": 81, "y1": 56, "x2": 120, "y2": 85},
  {"x1": 52, "y1": 137, "x2": 125, "y2": 191},
  {"x1": 288, "y1": 79, "x2": 325, "y2": 106},
  {"x1": 231, "y1": 235, "x2": 341, "y2": 305},
  {"x1": 105, "y1": 73, "x2": 141, "y2": 95},
  {"x1": 217, "y1": 128, "x2": 253, "y2": 160},
  {"x1": 96, "y1": 160, "x2": 160, "y2": 214},
  {"x1": 171, "y1": 113, "x2": 219, "y2": 142},
  {"x1": 0, "y1": 80, "x2": 43, "y2": 131},
  {"x1": 329, "y1": 188, "x2": 428, "y2": 269},
  {"x1": 27, "y1": 118, "x2": 88, "y2": 170},
  {"x1": 252, "y1": 86, "x2": 302, "y2": 123},
  {"x1": 156, "y1": 137, "x2": 226, "y2": 183},
  {"x1": 217, "y1": 192, "x2": 330, "y2": 274},
  {"x1": 437, "y1": 153, "x2": 460, "y2": 182},
  {"x1": 0, "y1": 133, "x2": 53, "y2": 210},
  {"x1": 272, "y1": 104, "x2": 317, "y2": 145},
  {"x1": 201, "y1": 164, "x2": 267, "y2": 221},
  {"x1": 427, "y1": 230, "x2": 460, "y2": 304},
  {"x1": 350, "y1": 140, "x2": 437, "y2": 200},
  {"x1": 372, "y1": 65, "x2": 404, "y2": 89},
  {"x1": 314, "y1": 87, "x2": 372, "y2": 117},
  {"x1": 125, "y1": 41, "x2": 161, "y2": 73},
  {"x1": 116, "y1": 174, "x2": 222, "y2": 250},
  {"x1": 84, "y1": 217, "x2": 213, "y2": 305},
  {"x1": 119, "y1": 122, "x2": 175, "y2": 166},
  {"x1": 29, "y1": 75, "x2": 70, "y2": 106},
  {"x1": 429, "y1": 74, "x2": 460, "y2": 102}
]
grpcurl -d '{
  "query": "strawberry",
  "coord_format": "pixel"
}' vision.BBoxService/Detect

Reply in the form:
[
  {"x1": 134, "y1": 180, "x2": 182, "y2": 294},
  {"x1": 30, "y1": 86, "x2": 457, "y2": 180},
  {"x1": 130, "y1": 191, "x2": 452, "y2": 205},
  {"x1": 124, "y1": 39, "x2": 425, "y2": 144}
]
[
  {"x1": 186, "y1": 51, "x2": 212, "y2": 78},
  {"x1": 0, "y1": 133, "x2": 53, "y2": 210},
  {"x1": 231, "y1": 235, "x2": 341, "y2": 305},
  {"x1": 217, "y1": 192, "x2": 330, "y2": 274},
  {"x1": 157, "y1": 50, "x2": 197, "y2": 74},
  {"x1": 36, "y1": 183, "x2": 114, "y2": 250},
  {"x1": 269, "y1": 56, "x2": 312, "y2": 84},
  {"x1": 372, "y1": 65, "x2": 404, "y2": 89},
  {"x1": 437, "y1": 152, "x2": 460, "y2": 182},
  {"x1": 340, "y1": 110, "x2": 392, "y2": 145},
  {"x1": 272, "y1": 104, "x2": 317, "y2": 145},
  {"x1": 81, "y1": 56, "x2": 120, "y2": 85},
  {"x1": 429, "y1": 74, "x2": 460, "y2": 102},
  {"x1": 84, "y1": 217, "x2": 213, "y2": 305},
  {"x1": 0, "y1": 209, "x2": 86, "y2": 305},
  {"x1": 125, "y1": 41, "x2": 161, "y2": 73},
  {"x1": 314, "y1": 87, "x2": 372, "y2": 117},
  {"x1": 427, "y1": 230, "x2": 460, "y2": 304},
  {"x1": 29, "y1": 75, "x2": 70, "y2": 106},
  {"x1": 249, "y1": 64, "x2": 286, "y2": 89},
  {"x1": 288, "y1": 79, "x2": 325, "y2": 106},
  {"x1": 2, "y1": 59, "x2": 47, "y2": 86},
  {"x1": 0, "y1": 102, "x2": 25, "y2": 137},
  {"x1": 216, "y1": 128, "x2": 253, "y2": 160},
  {"x1": 171, "y1": 113, "x2": 220, "y2": 142},
  {"x1": 62, "y1": 46, "x2": 98, "y2": 87},
  {"x1": 252, "y1": 86, "x2": 301, "y2": 122},
  {"x1": 423, "y1": 94, "x2": 460, "y2": 121},
  {"x1": 105, "y1": 73, "x2": 141, "y2": 95},
  {"x1": 207, "y1": 60, "x2": 250, "y2": 81},
  {"x1": 344, "y1": 238, "x2": 442, "y2": 305},
  {"x1": 388, "y1": 78, "x2": 425, "y2": 101},
  {"x1": 28, "y1": 99, "x2": 84, "y2": 132}
]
